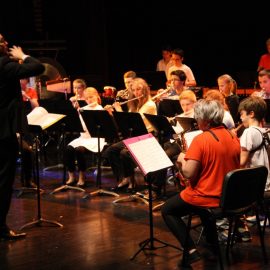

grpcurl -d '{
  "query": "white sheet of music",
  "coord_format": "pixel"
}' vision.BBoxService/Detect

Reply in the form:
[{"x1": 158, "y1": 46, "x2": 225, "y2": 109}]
[
  {"x1": 123, "y1": 133, "x2": 173, "y2": 176},
  {"x1": 184, "y1": 130, "x2": 203, "y2": 149},
  {"x1": 27, "y1": 106, "x2": 66, "y2": 130}
]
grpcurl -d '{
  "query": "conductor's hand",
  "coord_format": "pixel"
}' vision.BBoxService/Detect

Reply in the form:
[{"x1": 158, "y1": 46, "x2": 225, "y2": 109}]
[{"x1": 9, "y1": 46, "x2": 27, "y2": 61}]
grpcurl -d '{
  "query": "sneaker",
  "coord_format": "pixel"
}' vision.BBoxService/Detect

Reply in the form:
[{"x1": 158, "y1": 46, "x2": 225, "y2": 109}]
[
  {"x1": 216, "y1": 218, "x2": 229, "y2": 230},
  {"x1": 178, "y1": 249, "x2": 201, "y2": 267},
  {"x1": 260, "y1": 218, "x2": 270, "y2": 227}
]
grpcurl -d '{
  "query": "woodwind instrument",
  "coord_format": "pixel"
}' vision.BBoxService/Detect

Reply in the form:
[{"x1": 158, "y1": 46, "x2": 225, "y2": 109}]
[
  {"x1": 78, "y1": 101, "x2": 98, "y2": 112},
  {"x1": 104, "y1": 95, "x2": 143, "y2": 110}
]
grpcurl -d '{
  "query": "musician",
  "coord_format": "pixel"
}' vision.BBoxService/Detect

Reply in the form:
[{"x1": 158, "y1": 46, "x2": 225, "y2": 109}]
[
  {"x1": 0, "y1": 33, "x2": 44, "y2": 240},
  {"x1": 252, "y1": 69, "x2": 270, "y2": 99},
  {"x1": 166, "y1": 48, "x2": 196, "y2": 87},
  {"x1": 164, "y1": 90, "x2": 197, "y2": 160},
  {"x1": 204, "y1": 90, "x2": 235, "y2": 130},
  {"x1": 65, "y1": 87, "x2": 105, "y2": 187},
  {"x1": 217, "y1": 74, "x2": 239, "y2": 123},
  {"x1": 103, "y1": 78, "x2": 157, "y2": 193},
  {"x1": 115, "y1": 70, "x2": 136, "y2": 102},
  {"x1": 157, "y1": 70, "x2": 186, "y2": 117},
  {"x1": 161, "y1": 99, "x2": 240, "y2": 266},
  {"x1": 69, "y1": 78, "x2": 87, "y2": 109},
  {"x1": 20, "y1": 77, "x2": 39, "y2": 111},
  {"x1": 235, "y1": 96, "x2": 270, "y2": 242}
]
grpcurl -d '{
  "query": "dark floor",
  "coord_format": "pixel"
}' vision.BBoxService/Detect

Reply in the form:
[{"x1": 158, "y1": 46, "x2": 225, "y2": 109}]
[{"x1": 1, "y1": 154, "x2": 270, "y2": 270}]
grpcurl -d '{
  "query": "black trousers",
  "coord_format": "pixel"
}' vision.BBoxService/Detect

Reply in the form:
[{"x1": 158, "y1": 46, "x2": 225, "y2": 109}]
[
  {"x1": 102, "y1": 140, "x2": 167, "y2": 191},
  {"x1": 102, "y1": 141, "x2": 135, "y2": 182},
  {"x1": 0, "y1": 135, "x2": 18, "y2": 227},
  {"x1": 161, "y1": 193, "x2": 218, "y2": 250},
  {"x1": 64, "y1": 145, "x2": 89, "y2": 172}
]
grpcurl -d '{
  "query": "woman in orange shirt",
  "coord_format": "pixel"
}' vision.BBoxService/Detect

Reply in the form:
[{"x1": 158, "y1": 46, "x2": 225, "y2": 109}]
[{"x1": 161, "y1": 99, "x2": 240, "y2": 266}]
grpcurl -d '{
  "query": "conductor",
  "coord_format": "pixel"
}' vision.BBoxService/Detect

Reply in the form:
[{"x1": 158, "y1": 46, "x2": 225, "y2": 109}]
[{"x1": 0, "y1": 33, "x2": 45, "y2": 240}]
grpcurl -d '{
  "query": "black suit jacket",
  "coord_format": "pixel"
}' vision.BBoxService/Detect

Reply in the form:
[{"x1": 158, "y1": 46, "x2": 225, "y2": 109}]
[{"x1": 0, "y1": 55, "x2": 45, "y2": 139}]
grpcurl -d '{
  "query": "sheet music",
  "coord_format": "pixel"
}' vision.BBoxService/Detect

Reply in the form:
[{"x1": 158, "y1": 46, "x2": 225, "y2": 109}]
[
  {"x1": 27, "y1": 106, "x2": 66, "y2": 130},
  {"x1": 123, "y1": 133, "x2": 173, "y2": 175},
  {"x1": 184, "y1": 130, "x2": 202, "y2": 149}
]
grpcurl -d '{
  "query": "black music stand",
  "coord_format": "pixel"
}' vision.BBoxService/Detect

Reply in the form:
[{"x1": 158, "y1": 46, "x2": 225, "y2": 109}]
[
  {"x1": 122, "y1": 134, "x2": 181, "y2": 260},
  {"x1": 174, "y1": 116, "x2": 198, "y2": 132},
  {"x1": 158, "y1": 98, "x2": 183, "y2": 117},
  {"x1": 80, "y1": 110, "x2": 120, "y2": 198},
  {"x1": 20, "y1": 125, "x2": 63, "y2": 230},
  {"x1": 112, "y1": 111, "x2": 148, "y2": 138},
  {"x1": 144, "y1": 113, "x2": 176, "y2": 146},
  {"x1": 50, "y1": 101, "x2": 86, "y2": 194},
  {"x1": 16, "y1": 133, "x2": 45, "y2": 197},
  {"x1": 111, "y1": 112, "x2": 151, "y2": 205},
  {"x1": 143, "y1": 113, "x2": 177, "y2": 211}
]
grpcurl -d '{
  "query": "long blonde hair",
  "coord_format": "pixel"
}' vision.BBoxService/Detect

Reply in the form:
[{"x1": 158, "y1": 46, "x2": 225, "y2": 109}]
[{"x1": 128, "y1": 78, "x2": 151, "y2": 112}]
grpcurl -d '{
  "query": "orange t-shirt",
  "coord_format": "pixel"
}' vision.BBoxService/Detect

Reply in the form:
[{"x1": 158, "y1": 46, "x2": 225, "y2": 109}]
[{"x1": 180, "y1": 126, "x2": 240, "y2": 207}]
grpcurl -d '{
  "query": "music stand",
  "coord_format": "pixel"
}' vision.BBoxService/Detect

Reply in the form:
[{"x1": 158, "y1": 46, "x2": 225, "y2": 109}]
[
  {"x1": 144, "y1": 113, "x2": 176, "y2": 146},
  {"x1": 122, "y1": 134, "x2": 181, "y2": 260},
  {"x1": 158, "y1": 98, "x2": 183, "y2": 117},
  {"x1": 20, "y1": 125, "x2": 63, "y2": 230},
  {"x1": 111, "y1": 112, "x2": 150, "y2": 205},
  {"x1": 49, "y1": 101, "x2": 87, "y2": 194},
  {"x1": 174, "y1": 116, "x2": 198, "y2": 132},
  {"x1": 15, "y1": 133, "x2": 45, "y2": 198},
  {"x1": 112, "y1": 111, "x2": 148, "y2": 138},
  {"x1": 80, "y1": 110, "x2": 120, "y2": 197}
]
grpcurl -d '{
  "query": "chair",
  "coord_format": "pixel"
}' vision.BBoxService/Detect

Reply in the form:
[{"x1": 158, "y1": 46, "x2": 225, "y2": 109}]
[
  {"x1": 262, "y1": 191, "x2": 270, "y2": 235},
  {"x1": 182, "y1": 165, "x2": 268, "y2": 270}
]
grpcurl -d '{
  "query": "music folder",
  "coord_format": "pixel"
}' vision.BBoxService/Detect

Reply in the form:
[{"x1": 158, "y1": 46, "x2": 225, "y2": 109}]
[
  {"x1": 27, "y1": 106, "x2": 66, "y2": 130},
  {"x1": 123, "y1": 133, "x2": 173, "y2": 176}
]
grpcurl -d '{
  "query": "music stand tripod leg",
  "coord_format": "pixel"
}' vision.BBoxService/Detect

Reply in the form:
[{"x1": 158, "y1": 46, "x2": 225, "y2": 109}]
[
  {"x1": 83, "y1": 126, "x2": 119, "y2": 199},
  {"x1": 130, "y1": 175, "x2": 181, "y2": 261},
  {"x1": 20, "y1": 134, "x2": 63, "y2": 230}
]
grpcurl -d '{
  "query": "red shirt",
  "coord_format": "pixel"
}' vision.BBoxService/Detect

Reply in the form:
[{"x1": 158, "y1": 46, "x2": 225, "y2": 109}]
[
  {"x1": 22, "y1": 87, "x2": 38, "y2": 101},
  {"x1": 258, "y1": 54, "x2": 270, "y2": 70},
  {"x1": 180, "y1": 126, "x2": 240, "y2": 207}
]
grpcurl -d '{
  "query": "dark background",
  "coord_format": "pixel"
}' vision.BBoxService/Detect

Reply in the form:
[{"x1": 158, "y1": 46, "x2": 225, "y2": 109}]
[{"x1": 1, "y1": 0, "x2": 270, "y2": 90}]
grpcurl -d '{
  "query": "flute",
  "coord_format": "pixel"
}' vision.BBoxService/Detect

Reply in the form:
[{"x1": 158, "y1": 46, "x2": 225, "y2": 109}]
[
  {"x1": 78, "y1": 101, "x2": 97, "y2": 112},
  {"x1": 105, "y1": 95, "x2": 143, "y2": 110}
]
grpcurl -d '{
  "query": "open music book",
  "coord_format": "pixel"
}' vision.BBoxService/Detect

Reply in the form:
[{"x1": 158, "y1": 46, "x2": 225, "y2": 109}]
[
  {"x1": 123, "y1": 133, "x2": 173, "y2": 176},
  {"x1": 27, "y1": 106, "x2": 66, "y2": 130}
]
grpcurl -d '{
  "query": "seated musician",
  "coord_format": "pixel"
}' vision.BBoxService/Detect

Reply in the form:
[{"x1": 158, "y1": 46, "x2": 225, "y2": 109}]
[
  {"x1": 161, "y1": 99, "x2": 240, "y2": 266},
  {"x1": 164, "y1": 90, "x2": 197, "y2": 161},
  {"x1": 69, "y1": 78, "x2": 87, "y2": 109},
  {"x1": 115, "y1": 70, "x2": 137, "y2": 111},
  {"x1": 19, "y1": 77, "x2": 39, "y2": 188},
  {"x1": 252, "y1": 69, "x2": 270, "y2": 99},
  {"x1": 157, "y1": 70, "x2": 187, "y2": 117},
  {"x1": 217, "y1": 74, "x2": 240, "y2": 123},
  {"x1": 204, "y1": 90, "x2": 235, "y2": 130},
  {"x1": 102, "y1": 77, "x2": 159, "y2": 194},
  {"x1": 64, "y1": 87, "x2": 105, "y2": 187}
]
